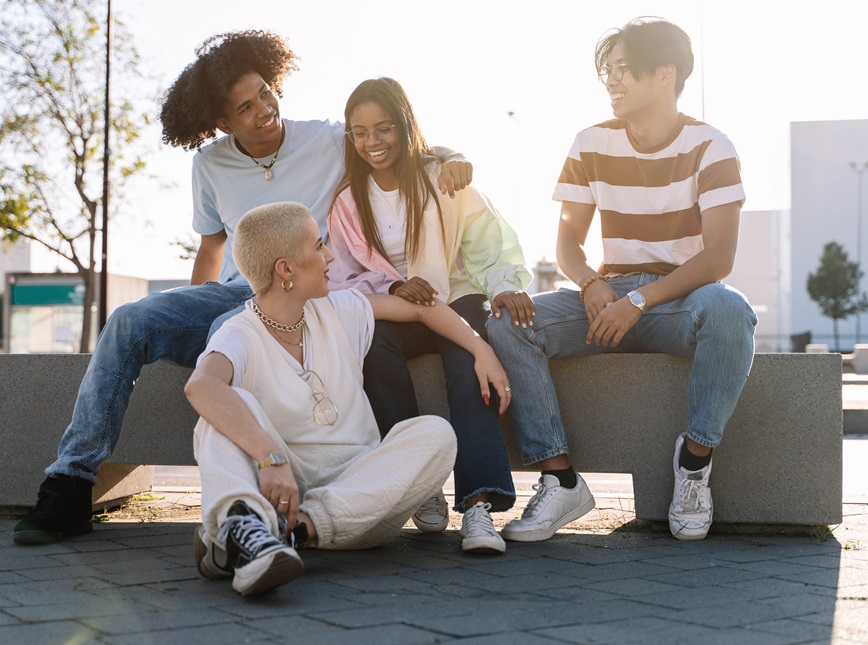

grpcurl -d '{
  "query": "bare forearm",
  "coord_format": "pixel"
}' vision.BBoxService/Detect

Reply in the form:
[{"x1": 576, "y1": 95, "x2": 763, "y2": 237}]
[
  {"x1": 185, "y1": 376, "x2": 280, "y2": 462},
  {"x1": 638, "y1": 249, "x2": 734, "y2": 308}
]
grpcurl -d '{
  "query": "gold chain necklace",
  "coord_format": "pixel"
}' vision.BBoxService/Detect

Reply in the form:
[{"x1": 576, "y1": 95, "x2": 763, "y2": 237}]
[
  {"x1": 253, "y1": 300, "x2": 305, "y2": 333},
  {"x1": 239, "y1": 124, "x2": 285, "y2": 181},
  {"x1": 272, "y1": 331, "x2": 303, "y2": 350}
]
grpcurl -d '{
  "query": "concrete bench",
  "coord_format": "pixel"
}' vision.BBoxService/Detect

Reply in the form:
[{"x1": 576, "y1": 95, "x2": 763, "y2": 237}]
[{"x1": 1, "y1": 353, "x2": 842, "y2": 527}]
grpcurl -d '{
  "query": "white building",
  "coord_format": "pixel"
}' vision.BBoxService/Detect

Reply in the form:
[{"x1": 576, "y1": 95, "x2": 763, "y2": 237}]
[
  {"x1": 728, "y1": 210, "x2": 790, "y2": 352},
  {"x1": 0, "y1": 240, "x2": 30, "y2": 293},
  {"x1": 790, "y1": 119, "x2": 868, "y2": 350}
]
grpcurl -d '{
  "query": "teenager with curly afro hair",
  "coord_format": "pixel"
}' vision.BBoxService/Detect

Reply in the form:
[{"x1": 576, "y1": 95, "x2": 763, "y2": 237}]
[
  {"x1": 14, "y1": 28, "x2": 474, "y2": 550},
  {"x1": 160, "y1": 30, "x2": 298, "y2": 151}
]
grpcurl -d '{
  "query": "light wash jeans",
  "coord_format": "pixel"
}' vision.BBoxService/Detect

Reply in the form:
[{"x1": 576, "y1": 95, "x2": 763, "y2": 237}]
[
  {"x1": 47, "y1": 282, "x2": 253, "y2": 483},
  {"x1": 486, "y1": 274, "x2": 757, "y2": 465}
]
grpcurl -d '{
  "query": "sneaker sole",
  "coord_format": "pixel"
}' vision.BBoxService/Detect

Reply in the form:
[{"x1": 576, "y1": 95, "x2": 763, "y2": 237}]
[
  {"x1": 502, "y1": 494, "x2": 596, "y2": 542},
  {"x1": 412, "y1": 516, "x2": 449, "y2": 533},
  {"x1": 13, "y1": 521, "x2": 92, "y2": 546},
  {"x1": 669, "y1": 520, "x2": 712, "y2": 541},
  {"x1": 460, "y1": 535, "x2": 506, "y2": 554},
  {"x1": 233, "y1": 549, "x2": 305, "y2": 596}
]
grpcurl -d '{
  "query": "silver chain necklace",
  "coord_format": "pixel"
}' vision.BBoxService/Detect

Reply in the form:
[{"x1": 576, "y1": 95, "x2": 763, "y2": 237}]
[{"x1": 253, "y1": 300, "x2": 305, "y2": 333}]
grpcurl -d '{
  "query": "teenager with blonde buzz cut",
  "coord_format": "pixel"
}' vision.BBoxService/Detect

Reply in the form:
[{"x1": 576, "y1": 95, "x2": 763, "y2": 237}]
[{"x1": 186, "y1": 201, "x2": 511, "y2": 596}]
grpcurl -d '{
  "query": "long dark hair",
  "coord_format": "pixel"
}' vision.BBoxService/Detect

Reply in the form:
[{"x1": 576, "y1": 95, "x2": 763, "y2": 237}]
[{"x1": 339, "y1": 77, "x2": 442, "y2": 262}]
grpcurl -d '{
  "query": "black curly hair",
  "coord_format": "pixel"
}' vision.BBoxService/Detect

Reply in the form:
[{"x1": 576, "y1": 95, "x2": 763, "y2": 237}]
[{"x1": 159, "y1": 30, "x2": 299, "y2": 150}]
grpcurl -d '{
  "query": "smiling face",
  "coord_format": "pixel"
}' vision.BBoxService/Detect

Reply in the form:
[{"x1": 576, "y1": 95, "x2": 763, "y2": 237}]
[
  {"x1": 216, "y1": 72, "x2": 282, "y2": 158},
  {"x1": 290, "y1": 214, "x2": 334, "y2": 300},
  {"x1": 604, "y1": 41, "x2": 674, "y2": 122},
  {"x1": 348, "y1": 100, "x2": 402, "y2": 182}
]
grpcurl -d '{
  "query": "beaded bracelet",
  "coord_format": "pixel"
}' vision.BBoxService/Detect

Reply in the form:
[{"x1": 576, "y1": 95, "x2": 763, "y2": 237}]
[{"x1": 578, "y1": 274, "x2": 605, "y2": 302}]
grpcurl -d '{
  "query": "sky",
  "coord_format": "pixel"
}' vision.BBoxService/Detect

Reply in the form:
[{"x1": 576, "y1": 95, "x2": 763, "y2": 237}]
[{"x1": 32, "y1": 0, "x2": 868, "y2": 280}]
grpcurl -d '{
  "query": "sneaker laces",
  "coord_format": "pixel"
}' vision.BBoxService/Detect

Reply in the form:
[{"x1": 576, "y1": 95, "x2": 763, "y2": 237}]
[
  {"x1": 463, "y1": 502, "x2": 498, "y2": 538},
  {"x1": 416, "y1": 493, "x2": 446, "y2": 517},
  {"x1": 520, "y1": 481, "x2": 556, "y2": 520},
  {"x1": 217, "y1": 514, "x2": 277, "y2": 556},
  {"x1": 675, "y1": 476, "x2": 708, "y2": 514}
]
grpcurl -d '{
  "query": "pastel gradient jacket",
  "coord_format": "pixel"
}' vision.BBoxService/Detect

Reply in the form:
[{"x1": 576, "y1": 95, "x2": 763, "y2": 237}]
[{"x1": 327, "y1": 166, "x2": 532, "y2": 304}]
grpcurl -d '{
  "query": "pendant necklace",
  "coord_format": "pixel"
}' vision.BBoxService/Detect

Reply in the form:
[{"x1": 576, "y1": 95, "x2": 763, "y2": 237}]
[{"x1": 239, "y1": 124, "x2": 285, "y2": 181}]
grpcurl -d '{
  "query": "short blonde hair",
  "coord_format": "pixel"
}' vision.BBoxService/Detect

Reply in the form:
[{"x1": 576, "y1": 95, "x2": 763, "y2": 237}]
[{"x1": 233, "y1": 201, "x2": 311, "y2": 294}]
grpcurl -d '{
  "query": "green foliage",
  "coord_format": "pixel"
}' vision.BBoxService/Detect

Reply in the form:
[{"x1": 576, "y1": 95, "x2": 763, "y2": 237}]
[
  {"x1": 0, "y1": 0, "x2": 151, "y2": 350},
  {"x1": 807, "y1": 241, "x2": 868, "y2": 349}
]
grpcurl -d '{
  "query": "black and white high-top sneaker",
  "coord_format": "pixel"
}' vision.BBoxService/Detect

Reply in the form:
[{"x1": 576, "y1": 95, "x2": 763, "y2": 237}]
[{"x1": 217, "y1": 500, "x2": 304, "y2": 596}]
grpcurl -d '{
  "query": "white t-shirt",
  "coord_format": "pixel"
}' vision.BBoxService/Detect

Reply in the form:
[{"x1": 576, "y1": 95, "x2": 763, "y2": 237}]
[
  {"x1": 200, "y1": 289, "x2": 374, "y2": 385},
  {"x1": 191, "y1": 119, "x2": 346, "y2": 285},
  {"x1": 368, "y1": 176, "x2": 408, "y2": 278}
]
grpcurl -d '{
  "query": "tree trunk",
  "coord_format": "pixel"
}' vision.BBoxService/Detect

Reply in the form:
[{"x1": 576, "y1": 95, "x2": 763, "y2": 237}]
[
  {"x1": 79, "y1": 267, "x2": 96, "y2": 353},
  {"x1": 833, "y1": 318, "x2": 840, "y2": 353}
]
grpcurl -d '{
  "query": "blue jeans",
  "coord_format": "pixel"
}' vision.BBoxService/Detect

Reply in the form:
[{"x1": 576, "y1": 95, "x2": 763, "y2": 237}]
[
  {"x1": 363, "y1": 294, "x2": 516, "y2": 512},
  {"x1": 486, "y1": 275, "x2": 757, "y2": 465},
  {"x1": 47, "y1": 282, "x2": 253, "y2": 483}
]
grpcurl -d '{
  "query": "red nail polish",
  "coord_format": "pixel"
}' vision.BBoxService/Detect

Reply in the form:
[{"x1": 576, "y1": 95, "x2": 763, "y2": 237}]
[
  {"x1": 499, "y1": 412, "x2": 505, "y2": 420},
  {"x1": 483, "y1": 394, "x2": 490, "y2": 406}
]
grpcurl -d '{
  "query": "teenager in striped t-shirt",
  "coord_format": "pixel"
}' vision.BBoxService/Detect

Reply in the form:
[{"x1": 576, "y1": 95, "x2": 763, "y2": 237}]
[{"x1": 488, "y1": 17, "x2": 757, "y2": 542}]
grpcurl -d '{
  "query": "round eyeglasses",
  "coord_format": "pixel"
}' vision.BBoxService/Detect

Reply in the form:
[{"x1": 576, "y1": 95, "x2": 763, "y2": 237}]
[
  {"x1": 300, "y1": 370, "x2": 338, "y2": 427},
  {"x1": 346, "y1": 124, "x2": 398, "y2": 145},
  {"x1": 598, "y1": 62, "x2": 630, "y2": 85}
]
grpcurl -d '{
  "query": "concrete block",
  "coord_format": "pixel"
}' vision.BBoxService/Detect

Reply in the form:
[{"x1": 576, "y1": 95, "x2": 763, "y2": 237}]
[{"x1": 0, "y1": 352, "x2": 842, "y2": 527}]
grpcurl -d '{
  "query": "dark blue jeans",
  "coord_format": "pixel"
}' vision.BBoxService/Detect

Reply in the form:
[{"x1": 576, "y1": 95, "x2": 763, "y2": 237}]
[{"x1": 363, "y1": 294, "x2": 515, "y2": 512}]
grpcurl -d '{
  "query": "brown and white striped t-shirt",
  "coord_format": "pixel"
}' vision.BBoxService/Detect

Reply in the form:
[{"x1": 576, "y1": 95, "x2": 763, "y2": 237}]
[{"x1": 552, "y1": 113, "x2": 745, "y2": 276}]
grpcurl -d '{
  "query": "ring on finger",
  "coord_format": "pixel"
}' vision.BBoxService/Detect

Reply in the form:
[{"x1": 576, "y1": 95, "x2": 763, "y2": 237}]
[
  {"x1": 278, "y1": 500, "x2": 289, "y2": 505},
  {"x1": 505, "y1": 385, "x2": 512, "y2": 393}
]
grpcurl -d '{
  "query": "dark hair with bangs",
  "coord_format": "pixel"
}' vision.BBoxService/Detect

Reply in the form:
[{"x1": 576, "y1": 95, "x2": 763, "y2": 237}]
[
  {"x1": 159, "y1": 30, "x2": 298, "y2": 150},
  {"x1": 337, "y1": 77, "x2": 443, "y2": 263},
  {"x1": 595, "y1": 17, "x2": 694, "y2": 98}
]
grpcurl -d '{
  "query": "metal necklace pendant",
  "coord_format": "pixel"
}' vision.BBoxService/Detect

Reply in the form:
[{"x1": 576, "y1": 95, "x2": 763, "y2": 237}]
[{"x1": 264, "y1": 167, "x2": 273, "y2": 181}]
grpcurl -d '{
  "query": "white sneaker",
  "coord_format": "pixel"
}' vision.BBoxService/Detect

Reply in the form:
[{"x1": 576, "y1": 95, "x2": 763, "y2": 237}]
[
  {"x1": 458, "y1": 502, "x2": 506, "y2": 554},
  {"x1": 412, "y1": 491, "x2": 449, "y2": 533},
  {"x1": 193, "y1": 524, "x2": 232, "y2": 580},
  {"x1": 668, "y1": 433, "x2": 713, "y2": 541},
  {"x1": 501, "y1": 474, "x2": 596, "y2": 542},
  {"x1": 219, "y1": 501, "x2": 304, "y2": 596}
]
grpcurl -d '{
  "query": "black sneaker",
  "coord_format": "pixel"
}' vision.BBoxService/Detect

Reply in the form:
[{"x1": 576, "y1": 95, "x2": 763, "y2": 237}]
[
  {"x1": 218, "y1": 500, "x2": 304, "y2": 596},
  {"x1": 14, "y1": 475, "x2": 94, "y2": 545}
]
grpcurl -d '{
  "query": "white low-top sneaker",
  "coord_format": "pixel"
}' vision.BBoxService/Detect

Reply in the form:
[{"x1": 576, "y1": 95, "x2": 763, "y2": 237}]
[
  {"x1": 412, "y1": 490, "x2": 449, "y2": 533},
  {"x1": 669, "y1": 433, "x2": 713, "y2": 541},
  {"x1": 501, "y1": 474, "x2": 596, "y2": 542},
  {"x1": 458, "y1": 502, "x2": 506, "y2": 554}
]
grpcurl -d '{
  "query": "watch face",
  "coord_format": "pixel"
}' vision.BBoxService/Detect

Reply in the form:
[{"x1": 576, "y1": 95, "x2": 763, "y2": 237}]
[{"x1": 629, "y1": 291, "x2": 646, "y2": 310}]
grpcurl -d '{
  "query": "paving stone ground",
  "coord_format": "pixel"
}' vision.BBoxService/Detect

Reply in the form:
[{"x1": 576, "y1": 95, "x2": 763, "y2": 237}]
[{"x1": 2, "y1": 476, "x2": 867, "y2": 645}]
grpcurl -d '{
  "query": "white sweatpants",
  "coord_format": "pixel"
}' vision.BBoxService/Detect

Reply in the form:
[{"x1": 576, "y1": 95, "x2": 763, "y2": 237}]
[{"x1": 194, "y1": 388, "x2": 457, "y2": 550}]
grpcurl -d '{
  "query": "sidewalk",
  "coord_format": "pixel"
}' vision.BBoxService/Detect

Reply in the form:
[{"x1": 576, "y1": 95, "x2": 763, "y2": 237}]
[{"x1": 1, "y1": 442, "x2": 866, "y2": 644}]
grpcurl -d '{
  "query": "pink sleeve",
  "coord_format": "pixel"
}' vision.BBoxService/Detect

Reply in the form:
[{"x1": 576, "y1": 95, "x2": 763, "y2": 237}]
[{"x1": 327, "y1": 190, "x2": 404, "y2": 294}]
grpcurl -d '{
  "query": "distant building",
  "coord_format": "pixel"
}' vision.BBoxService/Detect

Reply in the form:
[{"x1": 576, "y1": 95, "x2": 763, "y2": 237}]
[
  {"x1": 790, "y1": 119, "x2": 868, "y2": 350},
  {"x1": 528, "y1": 259, "x2": 569, "y2": 295},
  {"x1": 2, "y1": 273, "x2": 187, "y2": 353},
  {"x1": 728, "y1": 210, "x2": 791, "y2": 352},
  {"x1": 0, "y1": 240, "x2": 30, "y2": 294}
]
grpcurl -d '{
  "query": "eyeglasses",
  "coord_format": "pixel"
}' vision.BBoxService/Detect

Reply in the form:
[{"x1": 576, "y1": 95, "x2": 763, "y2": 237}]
[
  {"x1": 598, "y1": 62, "x2": 630, "y2": 84},
  {"x1": 300, "y1": 370, "x2": 338, "y2": 426},
  {"x1": 346, "y1": 124, "x2": 398, "y2": 144}
]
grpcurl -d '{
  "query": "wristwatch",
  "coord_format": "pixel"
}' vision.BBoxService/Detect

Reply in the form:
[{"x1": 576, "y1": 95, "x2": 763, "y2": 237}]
[
  {"x1": 626, "y1": 290, "x2": 647, "y2": 314},
  {"x1": 257, "y1": 451, "x2": 288, "y2": 470}
]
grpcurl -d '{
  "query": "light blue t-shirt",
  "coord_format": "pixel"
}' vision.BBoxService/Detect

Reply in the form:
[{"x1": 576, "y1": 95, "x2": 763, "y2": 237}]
[{"x1": 191, "y1": 119, "x2": 346, "y2": 285}]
